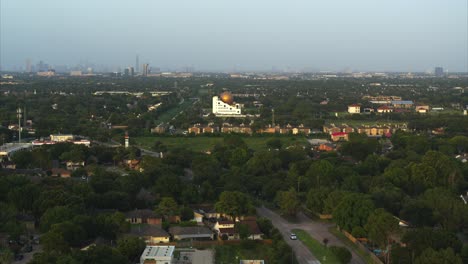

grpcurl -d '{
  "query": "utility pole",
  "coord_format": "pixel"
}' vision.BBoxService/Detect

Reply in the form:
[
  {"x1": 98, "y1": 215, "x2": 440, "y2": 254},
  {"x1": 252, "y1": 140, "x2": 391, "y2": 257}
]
[{"x1": 16, "y1": 108, "x2": 22, "y2": 143}]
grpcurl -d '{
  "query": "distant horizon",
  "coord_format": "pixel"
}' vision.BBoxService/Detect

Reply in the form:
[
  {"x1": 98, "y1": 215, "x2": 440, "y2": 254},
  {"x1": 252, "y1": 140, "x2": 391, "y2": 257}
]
[{"x1": 1, "y1": 0, "x2": 467, "y2": 72}]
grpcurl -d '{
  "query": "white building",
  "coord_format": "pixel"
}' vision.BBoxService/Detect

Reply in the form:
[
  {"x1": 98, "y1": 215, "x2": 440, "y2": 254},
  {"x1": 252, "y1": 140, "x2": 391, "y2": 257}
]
[
  {"x1": 140, "y1": 246, "x2": 174, "y2": 264},
  {"x1": 348, "y1": 104, "x2": 361, "y2": 114},
  {"x1": 212, "y1": 92, "x2": 243, "y2": 117}
]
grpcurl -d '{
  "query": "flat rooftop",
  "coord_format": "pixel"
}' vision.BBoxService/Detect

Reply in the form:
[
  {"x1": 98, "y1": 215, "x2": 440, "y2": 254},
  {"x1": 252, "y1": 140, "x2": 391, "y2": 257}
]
[
  {"x1": 141, "y1": 246, "x2": 174, "y2": 259},
  {"x1": 0, "y1": 143, "x2": 33, "y2": 156}
]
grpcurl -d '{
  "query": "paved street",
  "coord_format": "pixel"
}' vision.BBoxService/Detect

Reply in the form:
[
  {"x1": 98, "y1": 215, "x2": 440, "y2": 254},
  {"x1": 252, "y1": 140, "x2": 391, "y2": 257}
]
[{"x1": 256, "y1": 206, "x2": 366, "y2": 264}]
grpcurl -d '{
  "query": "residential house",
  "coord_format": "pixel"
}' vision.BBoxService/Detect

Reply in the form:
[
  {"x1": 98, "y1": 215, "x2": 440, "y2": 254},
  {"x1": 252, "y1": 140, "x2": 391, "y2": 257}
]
[
  {"x1": 358, "y1": 126, "x2": 392, "y2": 137},
  {"x1": 129, "y1": 224, "x2": 170, "y2": 244},
  {"x1": 317, "y1": 143, "x2": 335, "y2": 152},
  {"x1": 415, "y1": 105, "x2": 430, "y2": 113},
  {"x1": 348, "y1": 104, "x2": 361, "y2": 114},
  {"x1": 169, "y1": 226, "x2": 213, "y2": 241},
  {"x1": 124, "y1": 159, "x2": 141, "y2": 171},
  {"x1": 221, "y1": 123, "x2": 253, "y2": 134},
  {"x1": 292, "y1": 124, "x2": 311, "y2": 135},
  {"x1": 377, "y1": 105, "x2": 394, "y2": 113},
  {"x1": 391, "y1": 100, "x2": 414, "y2": 109},
  {"x1": 125, "y1": 209, "x2": 162, "y2": 226},
  {"x1": 66, "y1": 161, "x2": 85, "y2": 171},
  {"x1": 214, "y1": 220, "x2": 237, "y2": 240},
  {"x1": 239, "y1": 220, "x2": 263, "y2": 240},
  {"x1": 51, "y1": 168, "x2": 72, "y2": 178},
  {"x1": 331, "y1": 132, "x2": 349, "y2": 142}
]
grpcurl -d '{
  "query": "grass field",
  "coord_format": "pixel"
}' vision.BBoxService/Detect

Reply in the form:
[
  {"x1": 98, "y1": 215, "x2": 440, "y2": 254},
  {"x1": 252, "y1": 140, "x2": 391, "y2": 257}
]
[
  {"x1": 135, "y1": 136, "x2": 308, "y2": 152},
  {"x1": 155, "y1": 99, "x2": 194, "y2": 124},
  {"x1": 292, "y1": 229, "x2": 341, "y2": 264}
]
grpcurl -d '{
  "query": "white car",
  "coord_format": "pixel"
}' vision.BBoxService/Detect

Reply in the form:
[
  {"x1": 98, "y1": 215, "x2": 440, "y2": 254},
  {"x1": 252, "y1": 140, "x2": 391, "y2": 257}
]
[{"x1": 290, "y1": 233, "x2": 297, "y2": 240}]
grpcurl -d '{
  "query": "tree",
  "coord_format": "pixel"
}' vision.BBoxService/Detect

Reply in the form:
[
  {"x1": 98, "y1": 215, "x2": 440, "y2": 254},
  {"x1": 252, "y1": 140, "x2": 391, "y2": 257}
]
[
  {"x1": 157, "y1": 197, "x2": 178, "y2": 217},
  {"x1": 414, "y1": 248, "x2": 462, "y2": 264},
  {"x1": 117, "y1": 237, "x2": 146, "y2": 262},
  {"x1": 276, "y1": 188, "x2": 300, "y2": 216},
  {"x1": 180, "y1": 207, "x2": 194, "y2": 222},
  {"x1": 306, "y1": 160, "x2": 334, "y2": 188},
  {"x1": 266, "y1": 138, "x2": 282, "y2": 150},
  {"x1": 306, "y1": 188, "x2": 330, "y2": 214},
  {"x1": 365, "y1": 209, "x2": 399, "y2": 263},
  {"x1": 237, "y1": 223, "x2": 251, "y2": 240},
  {"x1": 402, "y1": 228, "x2": 462, "y2": 258},
  {"x1": 215, "y1": 191, "x2": 254, "y2": 220},
  {"x1": 333, "y1": 193, "x2": 375, "y2": 232}
]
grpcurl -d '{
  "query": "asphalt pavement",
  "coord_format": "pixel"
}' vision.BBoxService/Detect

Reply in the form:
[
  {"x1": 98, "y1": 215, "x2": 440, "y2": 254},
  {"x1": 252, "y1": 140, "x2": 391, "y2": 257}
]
[{"x1": 256, "y1": 206, "x2": 365, "y2": 264}]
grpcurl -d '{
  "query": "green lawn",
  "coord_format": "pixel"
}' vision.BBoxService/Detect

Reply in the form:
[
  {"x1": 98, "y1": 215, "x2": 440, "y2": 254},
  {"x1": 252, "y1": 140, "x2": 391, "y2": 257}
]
[
  {"x1": 135, "y1": 136, "x2": 308, "y2": 152},
  {"x1": 214, "y1": 243, "x2": 273, "y2": 264},
  {"x1": 292, "y1": 229, "x2": 341, "y2": 264},
  {"x1": 155, "y1": 99, "x2": 194, "y2": 124}
]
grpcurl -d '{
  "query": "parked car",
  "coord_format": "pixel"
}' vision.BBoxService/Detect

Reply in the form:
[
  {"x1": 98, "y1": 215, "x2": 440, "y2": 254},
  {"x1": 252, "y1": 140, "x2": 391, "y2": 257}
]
[{"x1": 290, "y1": 233, "x2": 297, "y2": 240}]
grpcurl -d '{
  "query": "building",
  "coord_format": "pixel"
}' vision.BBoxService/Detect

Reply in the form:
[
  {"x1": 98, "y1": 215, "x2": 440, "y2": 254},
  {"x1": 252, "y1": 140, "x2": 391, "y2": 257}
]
[
  {"x1": 0, "y1": 143, "x2": 33, "y2": 158},
  {"x1": 212, "y1": 92, "x2": 243, "y2": 117},
  {"x1": 169, "y1": 226, "x2": 213, "y2": 240},
  {"x1": 391, "y1": 100, "x2": 413, "y2": 109},
  {"x1": 357, "y1": 126, "x2": 392, "y2": 137},
  {"x1": 221, "y1": 123, "x2": 252, "y2": 134},
  {"x1": 377, "y1": 105, "x2": 394, "y2": 113},
  {"x1": 142, "y1": 64, "x2": 149, "y2": 76},
  {"x1": 239, "y1": 220, "x2": 263, "y2": 240},
  {"x1": 415, "y1": 105, "x2": 430, "y2": 113},
  {"x1": 125, "y1": 209, "x2": 162, "y2": 226},
  {"x1": 50, "y1": 134, "x2": 74, "y2": 142},
  {"x1": 130, "y1": 225, "x2": 170, "y2": 244},
  {"x1": 435, "y1": 67, "x2": 444, "y2": 77},
  {"x1": 140, "y1": 246, "x2": 174, "y2": 264},
  {"x1": 51, "y1": 168, "x2": 72, "y2": 178},
  {"x1": 331, "y1": 132, "x2": 349, "y2": 142},
  {"x1": 348, "y1": 104, "x2": 361, "y2": 114}
]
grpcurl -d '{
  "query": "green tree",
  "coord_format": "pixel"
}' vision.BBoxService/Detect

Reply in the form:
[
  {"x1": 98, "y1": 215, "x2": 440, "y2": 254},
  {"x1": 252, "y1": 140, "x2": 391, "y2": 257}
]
[
  {"x1": 333, "y1": 193, "x2": 375, "y2": 232},
  {"x1": 157, "y1": 197, "x2": 178, "y2": 217},
  {"x1": 276, "y1": 188, "x2": 300, "y2": 216},
  {"x1": 117, "y1": 237, "x2": 146, "y2": 262},
  {"x1": 414, "y1": 248, "x2": 462, "y2": 264},
  {"x1": 215, "y1": 191, "x2": 254, "y2": 220},
  {"x1": 365, "y1": 209, "x2": 399, "y2": 258}
]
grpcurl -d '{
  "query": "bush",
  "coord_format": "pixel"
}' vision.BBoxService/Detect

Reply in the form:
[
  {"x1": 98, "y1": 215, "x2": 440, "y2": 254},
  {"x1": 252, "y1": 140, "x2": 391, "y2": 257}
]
[{"x1": 330, "y1": 246, "x2": 352, "y2": 264}]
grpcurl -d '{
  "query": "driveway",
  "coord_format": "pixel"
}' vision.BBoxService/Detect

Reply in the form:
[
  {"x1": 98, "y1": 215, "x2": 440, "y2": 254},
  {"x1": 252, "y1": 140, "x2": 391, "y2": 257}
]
[{"x1": 256, "y1": 206, "x2": 365, "y2": 264}]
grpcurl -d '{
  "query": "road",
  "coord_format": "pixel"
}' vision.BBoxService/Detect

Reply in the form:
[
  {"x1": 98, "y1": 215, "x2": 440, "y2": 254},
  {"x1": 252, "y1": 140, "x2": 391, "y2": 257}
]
[{"x1": 256, "y1": 206, "x2": 365, "y2": 264}]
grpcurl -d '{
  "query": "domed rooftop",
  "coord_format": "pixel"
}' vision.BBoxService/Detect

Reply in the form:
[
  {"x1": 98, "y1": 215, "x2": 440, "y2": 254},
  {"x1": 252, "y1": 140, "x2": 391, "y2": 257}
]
[{"x1": 220, "y1": 92, "x2": 234, "y2": 105}]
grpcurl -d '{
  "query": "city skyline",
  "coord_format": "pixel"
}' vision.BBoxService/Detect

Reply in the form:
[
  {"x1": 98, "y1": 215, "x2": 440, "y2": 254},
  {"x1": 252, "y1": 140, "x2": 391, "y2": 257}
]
[{"x1": 1, "y1": 0, "x2": 467, "y2": 72}]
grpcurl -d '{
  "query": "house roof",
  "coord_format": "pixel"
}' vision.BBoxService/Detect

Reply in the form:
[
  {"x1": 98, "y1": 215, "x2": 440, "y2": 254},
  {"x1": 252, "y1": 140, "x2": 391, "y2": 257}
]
[
  {"x1": 217, "y1": 220, "x2": 235, "y2": 225},
  {"x1": 129, "y1": 224, "x2": 168, "y2": 237},
  {"x1": 378, "y1": 105, "x2": 393, "y2": 110},
  {"x1": 125, "y1": 209, "x2": 160, "y2": 219},
  {"x1": 219, "y1": 228, "x2": 238, "y2": 234},
  {"x1": 331, "y1": 132, "x2": 348, "y2": 137},
  {"x1": 348, "y1": 104, "x2": 361, "y2": 107},
  {"x1": 169, "y1": 226, "x2": 212, "y2": 236},
  {"x1": 239, "y1": 220, "x2": 263, "y2": 235}
]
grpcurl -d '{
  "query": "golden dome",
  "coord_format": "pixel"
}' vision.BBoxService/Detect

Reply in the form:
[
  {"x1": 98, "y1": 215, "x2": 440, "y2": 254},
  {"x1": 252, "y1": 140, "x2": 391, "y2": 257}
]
[{"x1": 220, "y1": 92, "x2": 234, "y2": 105}]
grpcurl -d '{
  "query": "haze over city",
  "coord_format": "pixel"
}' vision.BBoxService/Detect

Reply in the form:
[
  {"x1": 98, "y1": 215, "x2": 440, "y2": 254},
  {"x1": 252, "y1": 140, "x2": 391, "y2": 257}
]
[{"x1": 1, "y1": 0, "x2": 467, "y2": 72}]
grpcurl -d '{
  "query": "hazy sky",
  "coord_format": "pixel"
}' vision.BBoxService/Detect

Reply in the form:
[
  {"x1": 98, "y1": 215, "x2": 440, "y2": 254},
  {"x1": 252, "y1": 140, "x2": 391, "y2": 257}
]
[{"x1": 1, "y1": 0, "x2": 467, "y2": 72}]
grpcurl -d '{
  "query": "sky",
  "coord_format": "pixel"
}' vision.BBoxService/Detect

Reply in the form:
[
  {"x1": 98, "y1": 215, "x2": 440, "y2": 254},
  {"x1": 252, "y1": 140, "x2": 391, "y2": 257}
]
[{"x1": 1, "y1": 0, "x2": 467, "y2": 72}]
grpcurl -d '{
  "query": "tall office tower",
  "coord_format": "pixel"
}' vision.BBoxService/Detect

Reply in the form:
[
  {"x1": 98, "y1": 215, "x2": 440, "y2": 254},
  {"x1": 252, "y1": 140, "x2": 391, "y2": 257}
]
[
  {"x1": 435, "y1": 67, "x2": 444, "y2": 77},
  {"x1": 25, "y1": 59, "x2": 32, "y2": 73},
  {"x1": 124, "y1": 68, "x2": 130, "y2": 76},
  {"x1": 136, "y1": 55, "x2": 139, "y2": 73},
  {"x1": 142, "y1": 64, "x2": 149, "y2": 76},
  {"x1": 129, "y1": 67, "x2": 135, "y2": 77}
]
